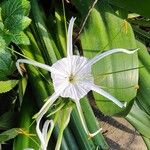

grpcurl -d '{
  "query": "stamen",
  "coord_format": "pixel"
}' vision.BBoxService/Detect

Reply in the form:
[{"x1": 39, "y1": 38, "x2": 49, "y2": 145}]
[{"x1": 69, "y1": 74, "x2": 76, "y2": 83}]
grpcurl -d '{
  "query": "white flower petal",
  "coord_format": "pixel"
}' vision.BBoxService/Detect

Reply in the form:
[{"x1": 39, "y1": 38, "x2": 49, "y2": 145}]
[
  {"x1": 42, "y1": 120, "x2": 52, "y2": 142},
  {"x1": 35, "y1": 83, "x2": 68, "y2": 119},
  {"x1": 35, "y1": 93, "x2": 59, "y2": 119},
  {"x1": 51, "y1": 56, "x2": 93, "y2": 97},
  {"x1": 88, "y1": 48, "x2": 138, "y2": 66},
  {"x1": 51, "y1": 57, "x2": 69, "y2": 76},
  {"x1": 16, "y1": 59, "x2": 64, "y2": 76},
  {"x1": 70, "y1": 56, "x2": 90, "y2": 76},
  {"x1": 75, "y1": 100, "x2": 89, "y2": 134},
  {"x1": 67, "y1": 17, "x2": 76, "y2": 57},
  {"x1": 91, "y1": 84, "x2": 125, "y2": 108},
  {"x1": 36, "y1": 117, "x2": 46, "y2": 150},
  {"x1": 60, "y1": 82, "x2": 91, "y2": 100},
  {"x1": 75, "y1": 100, "x2": 102, "y2": 138},
  {"x1": 36, "y1": 118, "x2": 54, "y2": 150},
  {"x1": 46, "y1": 120, "x2": 54, "y2": 145},
  {"x1": 35, "y1": 90, "x2": 63, "y2": 150}
]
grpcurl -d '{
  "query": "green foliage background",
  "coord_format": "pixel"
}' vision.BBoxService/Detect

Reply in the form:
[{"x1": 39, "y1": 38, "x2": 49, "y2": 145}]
[{"x1": 0, "y1": 0, "x2": 150, "y2": 149}]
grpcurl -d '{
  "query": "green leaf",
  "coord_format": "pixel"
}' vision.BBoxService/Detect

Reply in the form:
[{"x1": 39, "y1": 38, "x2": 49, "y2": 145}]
[
  {"x1": 30, "y1": 0, "x2": 58, "y2": 63},
  {"x1": 0, "y1": 8, "x2": 4, "y2": 30},
  {"x1": 0, "y1": 128, "x2": 19, "y2": 142},
  {"x1": 143, "y1": 136, "x2": 150, "y2": 149},
  {"x1": 126, "y1": 103, "x2": 150, "y2": 138},
  {"x1": 108, "y1": 0, "x2": 150, "y2": 18},
  {"x1": 1, "y1": 0, "x2": 31, "y2": 45},
  {"x1": 55, "y1": 6, "x2": 67, "y2": 56},
  {"x1": 81, "y1": 98, "x2": 109, "y2": 149},
  {"x1": 80, "y1": 1, "x2": 138, "y2": 115},
  {"x1": 0, "y1": 36, "x2": 6, "y2": 52},
  {"x1": 12, "y1": 32, "x2": 30, "y2": 45},
  {"x1": 13, "y1": 89, "x2": 39, "y2": 150},
  {"x1": 3, "y1": 15, "x2": 31, "y2": 33},
  {"x1": 1, "y1": 0, "x2": 30, "y2": 20},
  {"x1": 0, "y1": 111, "x2": 18, "y2": 130},
  {"x1": 2, "y1": 31, "x2": 13, "y2": 45},
  {"x1": 55, "y1": 107, "x2": 72, "y2": 150},
  {"x1": 70, "y1": 108, "x2": 95, "y2": 149},
  {"x1": 0, "y1": 80, "x2": 18, "y2": 93},
  {"x1": 136, "y1": 41, "x2": 150, "y2": 115},
  {"x1": 0, "y1": 51, "x2": 15, "y2": 80}
]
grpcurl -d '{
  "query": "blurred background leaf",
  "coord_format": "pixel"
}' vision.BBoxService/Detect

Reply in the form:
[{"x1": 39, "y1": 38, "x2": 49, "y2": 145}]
[
  {"x1": 78, "y1": 1, "x2": 138, "y2": 115},
  {"x1": 108, "y1": 0, "x2": 150, "y2": 18}
]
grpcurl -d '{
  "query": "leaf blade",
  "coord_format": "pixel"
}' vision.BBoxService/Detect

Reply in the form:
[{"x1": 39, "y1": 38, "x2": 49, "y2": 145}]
[{"x1": 0, "y1": 80, "x2": 18, "y2": 93}]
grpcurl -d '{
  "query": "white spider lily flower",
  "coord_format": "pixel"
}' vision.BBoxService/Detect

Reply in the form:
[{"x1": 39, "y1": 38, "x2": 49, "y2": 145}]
[
  {"x1": 16, "y1": 17, "x2": 137, "y2": 138},
  {"x1": 36, "y1": 116, "x2": 54, "y2": 150}
]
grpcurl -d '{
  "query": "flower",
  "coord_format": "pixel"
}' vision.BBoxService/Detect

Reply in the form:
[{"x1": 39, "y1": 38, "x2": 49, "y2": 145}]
[{"x1": 16, "y1": 17, "x2": 137, "y2": 139}]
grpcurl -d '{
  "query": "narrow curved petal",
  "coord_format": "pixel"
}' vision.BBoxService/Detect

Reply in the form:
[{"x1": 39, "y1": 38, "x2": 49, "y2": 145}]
[
  {"x1": 34, "y1": 82, "x2": 69, "y2": 119},
  {"x1": 88, "y1": 48, "x2": 138, "y2": 66},
  {"x1": 35, "y1": 91, "x2": 60, "y2": 150},
  {"x1": 36, "y1": 119, "x2": 54, "y2": 150},
  {"x1": 34, "y1": 92, "x2": 60, "y2": 120},
  {"x1": 16, "y1": 59, "x2": 65, "y2": 76},
  {"x1": 45, "y1": 120, "x2": 54, "y2": 145},
  {"x1": 91, "y1": 84, "x2": 125, "y2": 108},
  {"x1": 67, "y1": 17, "x2": 76, "y2": 57},
  {"x1": 36, "y1": 117, "x2": 47, "y2": 150},
  {"x1": 75, "y1": 100, "x2": 102, "y2": 138},
  {"x1": 42, "y1": 120, "x2": 52, "y2": 143}
]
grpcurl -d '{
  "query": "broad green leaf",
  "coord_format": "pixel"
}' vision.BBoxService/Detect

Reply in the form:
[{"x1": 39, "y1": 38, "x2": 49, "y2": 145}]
[
  {"x1": 80, "y1": 1, "x2": 138, "y2": 115},
  {"x1": 0, "y1": 128, "x2": 19, "y2": 142},
  {"x1": 2, "y1": 31, "x2": 13, "y2": 45},
  {"x1": 108, "y1": 0, "x2": 150, "y2": 18},
  {"x1": 12, "y1": 32, "x2": 30, "y2": 45},
  {"x1": 0, "y1": 51, "x2": 15, "y2": 80},
  {"x1": 1, "y1": 0, "x2": 31, "y2": 47},
  {"x1": 3, "y1": 15, "x2": 31, "y2": 33},
  {"x1": 0, "y1": 80, "x2": 18, "y2": 93},
  {"x1": 1, "y1": 0, "x2": 30, "y2": 20}
]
